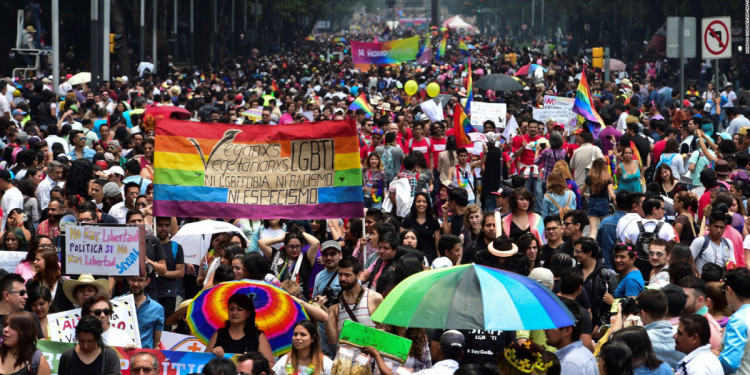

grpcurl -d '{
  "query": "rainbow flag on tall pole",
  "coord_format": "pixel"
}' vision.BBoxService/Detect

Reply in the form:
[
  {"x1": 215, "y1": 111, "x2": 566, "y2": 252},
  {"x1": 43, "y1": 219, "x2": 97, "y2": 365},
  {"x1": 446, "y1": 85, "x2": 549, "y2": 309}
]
[
  {"x1": 459, "y1": 37, "x2": 470, "y2": 56},
  {"x1": 348, "y1": 93, "x2": 375, "y2": 118},
  {"x1": 572, "y1": 67, "x2": 604, "y2": 126},
  {"x1": 465, "y1": 59, "x2": 474, "y2": 114}
]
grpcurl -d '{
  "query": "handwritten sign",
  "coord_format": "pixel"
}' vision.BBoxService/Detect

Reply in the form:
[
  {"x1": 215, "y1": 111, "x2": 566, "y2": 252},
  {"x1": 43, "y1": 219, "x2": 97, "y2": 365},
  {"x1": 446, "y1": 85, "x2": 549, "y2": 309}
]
[
  {"x1": 47, "y1": 294, "x2": 142, "y2": 348},
  {"x1": 65, "y1": 224, "x2": 144, "y2": 276},
  {"x1": 533, "y1": 108, "x2": 577, "y2": 125},
  {"x1": 420, "y1": 100, "x2": 444, "y2": 121},
  {"x1": 153, "y1": 119, "x2": 365, "y2": 219},
  {"x1": 339, "y1": 320, "x2": 412, "y2": 363},
  {"x1": 543, "y1": 95, "x2": 575, "y2": 110},
  {"x1": 0, "y1": 251, "x2": 29, "y2": 272},
  {"x1": 470, "y1": 102, "x2": 507, "y2": 129}
]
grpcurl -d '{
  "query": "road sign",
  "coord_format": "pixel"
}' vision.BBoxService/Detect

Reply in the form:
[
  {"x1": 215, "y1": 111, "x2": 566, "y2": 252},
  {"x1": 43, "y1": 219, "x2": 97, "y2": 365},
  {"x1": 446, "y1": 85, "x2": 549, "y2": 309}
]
[
  {"x1": 583, "y1": 23, "x2": 590, "y2": 32},
  {"x1": 666, "y1": 17, "x2": 696, "y2": 58},
  {"x1": 702, "y1": 17, "x2": 731, "y2": 59}
]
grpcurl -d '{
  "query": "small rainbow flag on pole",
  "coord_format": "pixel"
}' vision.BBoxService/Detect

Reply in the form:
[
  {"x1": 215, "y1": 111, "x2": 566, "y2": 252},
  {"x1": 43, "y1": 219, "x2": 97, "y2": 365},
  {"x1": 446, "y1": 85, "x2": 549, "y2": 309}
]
[
  {"x1": 572, "y1": 67, "x2": 604, "y2": 126},
  {"x1": 436, "y1": 32, "x2": 448, "y2": 61},
  {"x1": 153, "y1": 119, "x2": 364, "y2": 219},
  {"x1": 459, "y1": 38, "x2": 470, "y2": 56},
  {"x1": 465, "y1": 59, "x2": 474, "y2": 114},
  {"x1": 453, "y1": 104, "x2": 473, "y2": 149},
  {"x1": 348, "y1": 93, "x2": 374, "y2": 118},
  {"x1": 271, "y1": 80, "x2": 279, "y2": 94}
]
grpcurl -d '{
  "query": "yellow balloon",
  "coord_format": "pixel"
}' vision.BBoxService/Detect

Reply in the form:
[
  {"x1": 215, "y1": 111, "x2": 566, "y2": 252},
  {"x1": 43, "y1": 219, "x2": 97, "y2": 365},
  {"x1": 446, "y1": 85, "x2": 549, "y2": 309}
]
[
  {"x1": 426, "y1": 82, "x2": 440, "y2": 98},
  {"x1": 404, "y1": 80, "x2": 418, "y2": 96}
]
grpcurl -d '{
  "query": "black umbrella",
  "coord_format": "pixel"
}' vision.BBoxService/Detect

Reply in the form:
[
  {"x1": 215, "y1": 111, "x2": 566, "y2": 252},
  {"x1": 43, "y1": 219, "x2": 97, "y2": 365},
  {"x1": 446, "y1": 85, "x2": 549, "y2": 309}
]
[{"x1": 474, "y1": 74, "x2": 523, "y2": 91}]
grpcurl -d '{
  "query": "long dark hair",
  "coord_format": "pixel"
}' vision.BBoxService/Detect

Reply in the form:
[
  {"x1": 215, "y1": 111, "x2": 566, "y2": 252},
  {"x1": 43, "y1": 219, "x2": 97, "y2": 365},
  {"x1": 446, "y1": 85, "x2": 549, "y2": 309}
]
[
  {"x1": 288, "y1": 320, "x2": 323, "y2": 375},
  {"x1": 599, "y1": 340, "x2": 634, "y2": 375},
  {"x1": 225, "y1": 293, "x2": 260, "y2": 337},
  {"x1": 63, "y1": 158, "x2": 93, "y2": 200},
  {"x1": 32, "y1": 249, "x2": 61, "y2": 288},
  {"x1": 408, "y1": 192, "x2": 436, "y2": 221},
  {"x1": 445, "y1": 135, "x2": 457, "y2": 165},
  {"x1": 25, "y1": 234, "x2": 51, "y2": 263},
  {"x1": 610, "y1": 326, "x2": 663, "y2": 369},
  {"x1": 0, "y1": 312, "x2": 38, "y2": 368},
  {"x1": 517, "y1": 233, "x2": 541, "y2": 269},
  {"x1": 241, "y1": 252, "x2": 272, "y2": 280}
]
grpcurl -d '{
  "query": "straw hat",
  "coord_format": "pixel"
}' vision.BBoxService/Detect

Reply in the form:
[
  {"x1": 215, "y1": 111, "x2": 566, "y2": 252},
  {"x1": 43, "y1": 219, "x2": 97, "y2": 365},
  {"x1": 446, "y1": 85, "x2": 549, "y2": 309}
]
[
  {"x1": 62, "y1": 274, "x2": 110, "y2": 306},
  {"x1": 165, "y1": 299, "x2": 193, "y2": 326}
]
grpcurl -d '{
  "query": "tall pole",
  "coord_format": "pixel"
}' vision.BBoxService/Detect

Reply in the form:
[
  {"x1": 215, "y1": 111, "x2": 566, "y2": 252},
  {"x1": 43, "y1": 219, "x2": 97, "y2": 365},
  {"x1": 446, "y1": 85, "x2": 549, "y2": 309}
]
[
  {"x1": 231, "y1": 0, "x2": 235, "y2": 60},
  {"x1": 174, "y1": 0, "x2": 178, "y2": 62},
  {"x1": 140, "y1": 0, "x2": 145, "y2": 62},
  {"x1": 679, "y1": 17, "x2": 685, "y2": 110},
  {"x1": 52, "y1": 0, "x2": 59, "y2": 92},
  {"x1": 103, "y1": 0, "x2": 110, "y2": 82},
  {"x1": 190, "y1": 0, "x2": 194, "y2": 68},
  {"x1": 531, "y1": 0, "x2": 535, "y2": 28},
  {"x1": 90, "y1": 0, "x2": 100, "y2": 92},
  {"x1": 152, "y1": 0, "x2": 157, "y2": 75}
]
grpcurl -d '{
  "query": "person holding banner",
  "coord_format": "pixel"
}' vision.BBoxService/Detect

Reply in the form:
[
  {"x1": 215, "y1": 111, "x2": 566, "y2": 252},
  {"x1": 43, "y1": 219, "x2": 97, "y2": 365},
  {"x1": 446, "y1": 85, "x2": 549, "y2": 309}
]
[
  {"x1": 0, "y1": 311, "x2": 50, "y2": 375},
  {"x1": 258, "y1": 229, "x2": 320, "y2": 300},
  {"x1": 58, "y1": 315, "x2": 121, "y2": 375}
]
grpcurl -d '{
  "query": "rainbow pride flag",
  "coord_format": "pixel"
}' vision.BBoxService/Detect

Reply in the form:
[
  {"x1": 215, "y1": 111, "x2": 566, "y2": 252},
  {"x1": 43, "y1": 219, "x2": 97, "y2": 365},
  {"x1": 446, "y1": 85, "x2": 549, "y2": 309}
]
[
  {"x1": 454, "y1": 104, "x2": 473, "y2": 148},
  {"x1": 465, "y1": 59, "x2": 474, "y2": 114},
  {"x1": 153, "y1": 119, "x2": 364, "y2": 219},
  {"x1": 348, "y1": 93, "x2": 374, "y2": 117},
  {"x1": 572, "y1": 68, "x2": 604, "y2": 126},
  {"x1": 459, "y1": 38, "x2": 470, "y2": 56},
  {"x1": 436, "y1": 32, "x2": 448, "y2": 61}
]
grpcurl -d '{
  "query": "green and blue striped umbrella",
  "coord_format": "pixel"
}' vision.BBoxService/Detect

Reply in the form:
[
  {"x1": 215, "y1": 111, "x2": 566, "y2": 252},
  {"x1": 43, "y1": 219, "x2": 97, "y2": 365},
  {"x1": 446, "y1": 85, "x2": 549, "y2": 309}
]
[{"x1": 372, "y1": 264, "x2": 574, "y2": 331}]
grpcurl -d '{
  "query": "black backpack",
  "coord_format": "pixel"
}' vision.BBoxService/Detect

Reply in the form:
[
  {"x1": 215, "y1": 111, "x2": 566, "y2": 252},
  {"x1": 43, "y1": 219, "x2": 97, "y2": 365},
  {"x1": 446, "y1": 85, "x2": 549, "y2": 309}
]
[{"x1": 634, "y1": 221, "x2": 664, "y2": 261}]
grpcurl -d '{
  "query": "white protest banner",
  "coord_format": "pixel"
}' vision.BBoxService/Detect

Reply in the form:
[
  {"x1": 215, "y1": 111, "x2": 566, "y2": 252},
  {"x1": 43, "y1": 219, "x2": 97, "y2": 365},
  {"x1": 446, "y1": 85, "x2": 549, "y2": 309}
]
[
  {"x1": 470, "y1": 102, "x2": 506, "y2": 130},
  {"x1": 543, "y1": 95, "x2": 575, "y2": 110},
  {"x1": 0, "y1": 251, "x2": 28, "y2": 272},
  {"x1": 501, "y1": 115, "x2": 519, "y2": 142},
  {"x1": 468, "y1": 133, "x2": 488, "y2": 143},
  {"x1": 420, "y1": 100, "x2": 444, "y2": 121},
  {"x1": 159, "y1": 331, "x2": 207, "y2": 352},
  {"x1": 65, "y1": 224, "x2": 145, "y2": 276},
  {"x1": 47, "y1": 294, "x2": 142, "y2": 347},
  {"x1": 533, "y1": 108, "x2": 577, "y2": 125}
]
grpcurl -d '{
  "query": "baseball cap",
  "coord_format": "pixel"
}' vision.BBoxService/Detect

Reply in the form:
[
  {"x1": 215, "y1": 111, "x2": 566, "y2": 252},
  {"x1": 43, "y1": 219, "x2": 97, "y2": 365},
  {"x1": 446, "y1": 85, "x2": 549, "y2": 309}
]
[
  {"x1": 15, "y1": 132, "x2": 29, "y2": 144},
  {"x1": 320, "y1": 240, "x2": 341, "y2": 252},
  {"x1": 439, "y1": 330, "x2": 465, "y2": 357},
  {"x1": 0, "y1": 169, "x2": 13, "y2": 181},
  {"x1": 528, "y1": 268, "x2": 554, "y2": 289},
  {"x1": 102, "y1": 182, "x2": 121, "y2": 198},
  {"x1": 372, "y1": 128, "x2": 384, "y2": 136},
  {"x1": 105, "y1": 166, "x2": 125, "y2": 176},
  {"x1": 703, "y1": 103, "x2": 712, "y2": 112},
  {"x1": 491, "y1": 187, "x2": 513, "y2": 198},
  {"x1": 11, "y1": 109, "x2": 26, "y2": 116}
]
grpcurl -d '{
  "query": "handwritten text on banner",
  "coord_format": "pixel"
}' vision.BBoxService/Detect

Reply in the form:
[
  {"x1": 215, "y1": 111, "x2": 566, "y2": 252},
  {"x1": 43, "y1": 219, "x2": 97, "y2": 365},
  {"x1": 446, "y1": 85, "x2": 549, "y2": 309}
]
[{"x1": 65, "y1": 225, "x2": 144, "y2": 276}]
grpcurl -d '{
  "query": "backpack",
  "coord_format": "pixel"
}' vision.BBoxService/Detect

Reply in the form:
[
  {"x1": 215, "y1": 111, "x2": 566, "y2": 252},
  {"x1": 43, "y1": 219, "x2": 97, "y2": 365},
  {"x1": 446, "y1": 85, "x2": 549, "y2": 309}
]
[
  {"x1": 634, "y1": 220, "x2": 665, "y2": 261},
  {"x1": 696, "y1": 234, "x2": 731, "y2": 265},
  {"x1": 544, "y1": 191, "x2": 572, "y2": 221},
  {"x1": 382, "y1": 146, "x2": 397, "y2": 183}
]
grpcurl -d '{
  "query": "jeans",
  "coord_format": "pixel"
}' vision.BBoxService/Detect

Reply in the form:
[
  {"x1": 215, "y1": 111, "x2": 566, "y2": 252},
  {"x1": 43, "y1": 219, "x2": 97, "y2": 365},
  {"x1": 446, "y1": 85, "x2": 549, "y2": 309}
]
[
  {"x1": 525, "y1": 176, "x2": 543, "y2": 214},
  {"x1": 483, "y1": 195, "x2": 497, "y2": 212},
  {"x1": 364, "y1": 195, "x2": 382, "y2": 210}
]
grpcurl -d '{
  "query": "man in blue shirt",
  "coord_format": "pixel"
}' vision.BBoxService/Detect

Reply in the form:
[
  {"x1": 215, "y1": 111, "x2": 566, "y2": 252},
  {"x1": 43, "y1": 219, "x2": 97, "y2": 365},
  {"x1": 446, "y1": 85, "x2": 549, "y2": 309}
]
[
  {"x1": 597, "y1": 191, "x2": 633, "y2": 269},
  {"x1": 719, "y1": 268, "x2": 750, "y2": 374},
  {"x1": 66, "y1": 130, "x2": 96, "y2": 161},
  {"x1": 313, "y1": 240, "x2": 342, "y2": 357},
  {"x1": 604, "y1": 243, "x2": 645, "y2": 307},
  {"x1": 127, "y1": 276, "x2": 164, "y2": 349},
  {"x1": 545, "y1": 299, "x2": 598, "y2": 375}
]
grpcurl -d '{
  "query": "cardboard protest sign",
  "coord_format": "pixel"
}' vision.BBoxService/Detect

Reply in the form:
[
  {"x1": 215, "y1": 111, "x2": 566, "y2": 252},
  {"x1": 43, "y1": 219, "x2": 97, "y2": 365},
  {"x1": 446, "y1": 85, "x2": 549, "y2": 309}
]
[
  {"x1": 153, "y1": 119, "x2": 365, "y2": 219},
  {"x1": 65, "y1": 224, "x2": 145, "y2": 276},
  {"x1": 339, "y1": 320, "x2": 412, "y2": 363},
  {"x1": 47, "y1": 294, "x2": 142, "y2": 348},
  {"x1": 420, "y1": 100, "x2": 444, "y2": 121},
  {"x1": 469, "y1": 102, "x2": 507, "y2": 130},
  {"x1": 543, "y1": 95, "x2": 575, "y2": 110}
]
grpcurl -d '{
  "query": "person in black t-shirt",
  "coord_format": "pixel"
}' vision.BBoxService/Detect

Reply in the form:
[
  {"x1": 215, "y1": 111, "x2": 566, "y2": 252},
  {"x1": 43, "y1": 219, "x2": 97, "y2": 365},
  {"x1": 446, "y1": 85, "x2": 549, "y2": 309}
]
[
  {"x1": 155, "y1": 217, "x2": 185, "y2": 320},
  {"x1": 430, "y1": 329, "x2": 516, "y2": 366},
  {"x1": 441, "y1": 187, "x2": 468, "y2": 237}
]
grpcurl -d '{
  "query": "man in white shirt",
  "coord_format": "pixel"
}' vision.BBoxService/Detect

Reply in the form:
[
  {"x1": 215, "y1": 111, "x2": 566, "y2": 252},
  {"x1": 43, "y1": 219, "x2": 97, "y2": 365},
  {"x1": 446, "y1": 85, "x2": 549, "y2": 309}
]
[
  {"x1": 138, "y1": 56, "x2": 155, "y2": 77},
  {"x1": 36, "y1": 160, "x2": 65, "y2": 210},
  {"x1": 0, "y1": 170, "x2": 24, "y2": 228},
  {"x1": 674, "y1": 314, "x2": 723, "y2": 375},
  {"x1": 0, "y1": 81, "x2": 10, "y2": 121},
  {"x1": 620, "y1": 196, "x2": 677, "y2": 244},
  {"x1": 726, "y1": 107, "x2": 750, "y2": 136},
  {"x1": 413, "y1": 330, "x2": 464, "y2": 375}
]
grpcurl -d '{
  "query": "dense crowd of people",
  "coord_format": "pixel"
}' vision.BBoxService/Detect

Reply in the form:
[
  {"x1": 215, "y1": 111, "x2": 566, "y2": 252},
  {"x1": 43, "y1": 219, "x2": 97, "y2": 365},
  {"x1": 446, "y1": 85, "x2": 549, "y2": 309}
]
[{"x1": 0, "y1": 25, "x2": 749, "y2": 375}]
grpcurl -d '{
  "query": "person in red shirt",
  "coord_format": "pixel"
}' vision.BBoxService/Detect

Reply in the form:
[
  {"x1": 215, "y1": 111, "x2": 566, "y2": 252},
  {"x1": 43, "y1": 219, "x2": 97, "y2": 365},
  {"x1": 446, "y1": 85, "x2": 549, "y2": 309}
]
[
  {"x1": 408, "y1": 121, "x2": 434, "y2": 169},
  {"x1": 430, "y1": 122, "x2": 447, "y2": 171},
  {"x1": 360, "y1": 127, "x2": 384, "y2": 164},
  {"x1": 512, "y1": 119, "x2": 544, "y2": 212},
  {"x1": 653, "y1": 127, "x2": 677, "y2": 163}
]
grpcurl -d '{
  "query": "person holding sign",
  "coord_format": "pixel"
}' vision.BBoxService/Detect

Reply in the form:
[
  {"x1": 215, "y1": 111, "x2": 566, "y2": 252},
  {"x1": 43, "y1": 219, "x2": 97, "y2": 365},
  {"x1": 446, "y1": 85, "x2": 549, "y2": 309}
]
[
  {"x1": 205, "y1": 293, "x2": 274, "y2": 365},
  {"x1": 81, "y1": 294, "x2": 136, "y2": 349},
  {"x1": 258, "y1": 229, "x2": 320, "y2": 300},
  {"x1": 271, "y1": 320, "x2": 332, "y2": 375}
]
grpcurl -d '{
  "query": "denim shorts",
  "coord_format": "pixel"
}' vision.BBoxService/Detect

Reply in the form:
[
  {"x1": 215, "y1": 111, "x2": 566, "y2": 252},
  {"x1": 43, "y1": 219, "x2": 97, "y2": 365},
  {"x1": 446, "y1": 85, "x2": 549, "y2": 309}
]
[{"x1": 587, "y1": 196, "x2": 610, "y2": 217}]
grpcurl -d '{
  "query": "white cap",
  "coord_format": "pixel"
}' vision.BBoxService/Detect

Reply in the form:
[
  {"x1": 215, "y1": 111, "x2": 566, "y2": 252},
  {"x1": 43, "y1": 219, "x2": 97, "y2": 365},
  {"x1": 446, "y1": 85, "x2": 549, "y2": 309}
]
[{"x1": 104, "y1": 166, "x2": 125, "y2": 176}]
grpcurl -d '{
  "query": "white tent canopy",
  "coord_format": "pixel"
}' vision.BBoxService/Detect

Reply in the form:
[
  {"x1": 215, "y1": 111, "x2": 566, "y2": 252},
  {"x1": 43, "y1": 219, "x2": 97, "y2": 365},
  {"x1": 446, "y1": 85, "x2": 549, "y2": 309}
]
[{"x1": 442, "y1": 16, "x2": 479, "y2": 35}]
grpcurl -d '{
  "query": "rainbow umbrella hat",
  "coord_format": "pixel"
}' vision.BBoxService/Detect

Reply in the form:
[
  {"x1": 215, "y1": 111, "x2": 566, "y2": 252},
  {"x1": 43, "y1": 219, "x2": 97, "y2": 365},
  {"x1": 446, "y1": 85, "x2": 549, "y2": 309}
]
[
  {"x1": 371, "y1": 264, "x2": 574, "y2": 331},
  {"x1": 187, "y1": 280, "x2": 308, "y2": 356}
]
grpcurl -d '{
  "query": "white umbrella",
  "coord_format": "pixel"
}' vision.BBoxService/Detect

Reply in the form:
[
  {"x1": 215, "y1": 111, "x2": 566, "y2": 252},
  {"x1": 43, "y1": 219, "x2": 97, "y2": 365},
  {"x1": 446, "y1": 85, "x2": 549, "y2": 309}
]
[
  {"x1": 172, "y1": 220, "x2": 248, "y2": 265},
  {"x1": 67, "y1": 72, "x2": 91, "y2": 86}
]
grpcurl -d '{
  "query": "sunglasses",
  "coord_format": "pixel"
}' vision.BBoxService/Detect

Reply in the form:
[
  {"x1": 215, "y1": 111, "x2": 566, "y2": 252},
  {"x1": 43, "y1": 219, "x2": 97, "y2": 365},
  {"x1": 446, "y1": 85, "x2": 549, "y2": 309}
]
[
  {"x1": 92, "y1": 308, "x2": 113, "y2": 316},
  {"x1": 7, "y1": 290, "x2": 26, "y2": 297}
]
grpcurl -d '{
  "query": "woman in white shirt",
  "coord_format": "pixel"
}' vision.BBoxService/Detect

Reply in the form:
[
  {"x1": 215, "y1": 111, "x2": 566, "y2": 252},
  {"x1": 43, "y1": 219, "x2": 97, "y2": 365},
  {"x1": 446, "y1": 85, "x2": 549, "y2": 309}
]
[
  {"x1": 272, "y1": 320, "x2": 332, "y2": 375},
  {"x1": 82, "y1": 294, "x2": 136, "y2": 349}
]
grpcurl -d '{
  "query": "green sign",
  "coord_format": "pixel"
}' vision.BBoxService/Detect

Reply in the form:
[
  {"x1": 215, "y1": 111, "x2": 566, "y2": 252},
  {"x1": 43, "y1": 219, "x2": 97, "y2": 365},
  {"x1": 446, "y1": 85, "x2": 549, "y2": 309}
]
[
  {"x1": 339, "y1": 320, "x2": 412, "y2": 362},
  {"x1": 38, "y1": 340, "x2": 75, "y2": 374}
]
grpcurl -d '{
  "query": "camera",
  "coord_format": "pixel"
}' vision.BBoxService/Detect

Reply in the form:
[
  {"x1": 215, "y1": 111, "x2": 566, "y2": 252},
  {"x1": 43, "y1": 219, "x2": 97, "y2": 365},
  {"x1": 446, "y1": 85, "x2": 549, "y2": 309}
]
[{"x1": 323, "y1": 287, "x2": 339, "y2": 308}]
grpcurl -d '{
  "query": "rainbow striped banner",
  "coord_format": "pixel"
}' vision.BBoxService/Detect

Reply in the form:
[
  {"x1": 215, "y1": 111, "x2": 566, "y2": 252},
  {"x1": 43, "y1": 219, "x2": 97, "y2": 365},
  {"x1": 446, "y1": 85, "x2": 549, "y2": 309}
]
[{"x1": 153, "y1": 119, "x2": 365, "y2": 219}]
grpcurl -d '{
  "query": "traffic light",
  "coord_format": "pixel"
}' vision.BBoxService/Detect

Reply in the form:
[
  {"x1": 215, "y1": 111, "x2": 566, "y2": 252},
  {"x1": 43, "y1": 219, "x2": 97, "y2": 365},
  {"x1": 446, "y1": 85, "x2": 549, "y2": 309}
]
[
  {"x1": 109, "y1": 34, "x2": 123, "y2": 54},
  {"x1": 592, "y1": 47, "x2": 603, "y2": 69}
]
